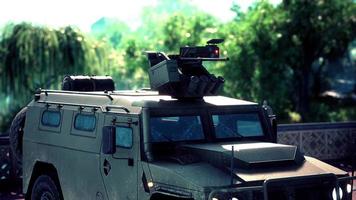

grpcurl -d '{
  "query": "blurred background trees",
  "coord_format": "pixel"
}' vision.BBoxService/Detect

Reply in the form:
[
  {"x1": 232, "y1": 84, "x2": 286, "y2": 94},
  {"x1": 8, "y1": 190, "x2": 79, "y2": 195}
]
[
  {"x1": 0, "y1": 0, "x2": 355, "y2": 133},
  {"x1": 220, "y1": 0, "x2": 355, "y2": 121},
  {"x1": 0, "y1": 23, "x2": 112, "y2": 131}
]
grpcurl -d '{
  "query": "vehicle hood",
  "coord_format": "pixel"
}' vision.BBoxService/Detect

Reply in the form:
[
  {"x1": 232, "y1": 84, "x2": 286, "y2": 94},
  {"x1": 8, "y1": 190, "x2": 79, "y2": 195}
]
[
  {"x1": 148, "y1": 142, "x2": 347, "y2": 188},
  {"x1": 181, "y1": 142, "x2": 305, "y2": 169}
]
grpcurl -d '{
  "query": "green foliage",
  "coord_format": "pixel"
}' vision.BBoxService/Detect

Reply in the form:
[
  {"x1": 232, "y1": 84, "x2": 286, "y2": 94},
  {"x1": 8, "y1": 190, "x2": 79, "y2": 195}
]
[
  {"x1": 91, "y1": 18, "x2": 130, "y2": 49},
  {"x1": 162, "y1": 13, "x2": 219, "y2": 51},
  {"x1": 120, "y1": 37, "x2": 149, "y2": 89},
  {"x1": 0, "y1": 23, "x2": 108, "y2": 94},
  {"x1": 0, "y1": 23, "x2": 110, "y2": 132},
  {"x1": 309, "y1": 102, "x2": 356, "y2": 122},
  {"x1": 138, "y1": 0, "x2": 199, "y2": 42},
  {"x1": 220, "y1": 0, "x2": 355, "y2": 121},
  {"x1": 90, "y1": 0, "x2": 213, "y2": 90},
  {"x1": 219, "y1": 2, "x2": 293, "y2": 120},
  {"x1": 276, "y1": 0, "x2": 356, "y2": 121}
]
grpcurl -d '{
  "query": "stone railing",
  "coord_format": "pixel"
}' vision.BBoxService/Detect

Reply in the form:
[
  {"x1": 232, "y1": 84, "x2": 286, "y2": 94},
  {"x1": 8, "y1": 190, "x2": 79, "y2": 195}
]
[{"x1": 277, "y1": 121, "x2": 356, "y2": 160}]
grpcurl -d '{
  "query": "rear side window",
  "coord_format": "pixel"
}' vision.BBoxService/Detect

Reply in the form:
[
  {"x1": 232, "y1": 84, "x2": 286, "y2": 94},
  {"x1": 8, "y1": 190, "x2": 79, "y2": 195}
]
[
  {"x1": 115, "y1": 127, "x2": 133, "y2": 148},
  {"x1": 41, "y1": 111, "x2": 61, "y2": 127},
  {"x1": 74, "y1": 114, "x2": 96, "y2": 131}
]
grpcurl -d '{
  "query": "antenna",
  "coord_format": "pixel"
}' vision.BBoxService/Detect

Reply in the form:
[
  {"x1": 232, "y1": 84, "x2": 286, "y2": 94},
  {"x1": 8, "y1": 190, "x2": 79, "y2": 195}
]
[{"x1": 230, "y1": 145, "x2": 235, "y2": 185}]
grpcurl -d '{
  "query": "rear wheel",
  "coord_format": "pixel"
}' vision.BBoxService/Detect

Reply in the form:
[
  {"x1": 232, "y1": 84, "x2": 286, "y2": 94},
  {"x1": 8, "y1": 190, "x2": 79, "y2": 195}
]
[
  {"x1": 31, "y1": 175, "x2": 61, "y2": 200},
  {"x1": 9, "y1": 107, "x2": 27, "y2": 176}
]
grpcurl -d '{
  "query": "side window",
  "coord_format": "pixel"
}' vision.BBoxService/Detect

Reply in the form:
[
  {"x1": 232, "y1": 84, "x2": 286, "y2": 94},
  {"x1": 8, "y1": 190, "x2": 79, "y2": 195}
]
[
  {"x1": 41, "y1": 111, "x2": 61, "y2": 127},
  {"x1": 115, "y1": 127, "x2": 133, "y2": 148},
  {"x1": 74, "y1": 114, "x2": 96, "y2": 132}
]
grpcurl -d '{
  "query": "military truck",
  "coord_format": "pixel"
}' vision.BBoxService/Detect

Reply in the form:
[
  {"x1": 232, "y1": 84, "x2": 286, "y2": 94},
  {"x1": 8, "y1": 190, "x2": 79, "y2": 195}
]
[{"x1": 9, "y1": 40, "x2": 354, "y2": 200}]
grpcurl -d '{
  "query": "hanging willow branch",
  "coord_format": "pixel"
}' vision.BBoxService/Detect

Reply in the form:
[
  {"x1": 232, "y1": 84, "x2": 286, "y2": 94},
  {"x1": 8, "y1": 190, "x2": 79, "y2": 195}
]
[{"x1": 0, "y1": 23, "x2": 109, "y2": 108}]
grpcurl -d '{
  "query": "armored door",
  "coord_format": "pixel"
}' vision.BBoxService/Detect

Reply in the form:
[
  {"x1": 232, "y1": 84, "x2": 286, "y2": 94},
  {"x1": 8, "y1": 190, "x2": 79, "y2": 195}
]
[{"x1": 100, "y1": 114, "x2": 139, "y2": 200}]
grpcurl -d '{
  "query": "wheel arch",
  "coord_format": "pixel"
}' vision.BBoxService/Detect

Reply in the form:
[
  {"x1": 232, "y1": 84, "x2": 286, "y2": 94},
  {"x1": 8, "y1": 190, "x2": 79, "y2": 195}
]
[{"x1": 26, "y1": 161, "x2": 63, "y2": 200}]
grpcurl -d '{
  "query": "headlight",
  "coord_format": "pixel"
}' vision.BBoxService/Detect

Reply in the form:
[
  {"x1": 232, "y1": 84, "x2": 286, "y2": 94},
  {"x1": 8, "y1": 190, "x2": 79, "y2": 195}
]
[
  {"x1": 212, "y1": 197, "x2": 239, "y2": 200},
  {"x1": 332, "y1": 187, "x2": 343, "y2": 200},
  {"x1": 147, "y1": 181, "x2": 154, "y2": 188},
  {"x1": 346, "y1": 184, "x2": 352, "y2": 194}
]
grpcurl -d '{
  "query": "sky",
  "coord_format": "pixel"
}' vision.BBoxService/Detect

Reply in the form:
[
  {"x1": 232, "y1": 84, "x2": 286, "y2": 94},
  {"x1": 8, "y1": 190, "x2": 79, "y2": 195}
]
[{"x1": 0, "y1": 0, "x2": 282, "y2": 32}]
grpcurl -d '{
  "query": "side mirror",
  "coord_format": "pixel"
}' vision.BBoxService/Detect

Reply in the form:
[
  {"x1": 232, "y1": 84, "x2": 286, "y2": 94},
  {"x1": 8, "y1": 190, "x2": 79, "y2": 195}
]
[
  {"x1": 262, "y1": 101, "x2": 277, "y2": 142},
  {"x1": 102, "y1": 126, "x2": 116, "y2": 154}
]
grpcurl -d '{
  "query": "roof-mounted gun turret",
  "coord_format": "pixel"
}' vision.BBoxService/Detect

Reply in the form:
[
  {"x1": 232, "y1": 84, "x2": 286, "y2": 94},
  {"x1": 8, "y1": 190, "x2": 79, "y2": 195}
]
[{"x1": 146, "y1": 39, "x2": 227, "y2": 99}]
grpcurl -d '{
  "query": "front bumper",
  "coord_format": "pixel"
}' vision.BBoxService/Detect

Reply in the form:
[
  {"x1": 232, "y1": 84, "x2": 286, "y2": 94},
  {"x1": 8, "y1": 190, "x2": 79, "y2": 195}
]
[{"x1": 208, "y1": 174, "x2": 355, "y2": 200}]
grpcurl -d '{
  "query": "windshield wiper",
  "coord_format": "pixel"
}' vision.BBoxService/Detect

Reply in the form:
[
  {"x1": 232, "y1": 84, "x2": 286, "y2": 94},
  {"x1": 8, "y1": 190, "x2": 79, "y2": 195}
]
[
  {"x1": 151, "y1": 127, "x2": 175, "y2": 142},
  {"x1": 218, "y1": 124, "x2": 243, "y2": 138}
]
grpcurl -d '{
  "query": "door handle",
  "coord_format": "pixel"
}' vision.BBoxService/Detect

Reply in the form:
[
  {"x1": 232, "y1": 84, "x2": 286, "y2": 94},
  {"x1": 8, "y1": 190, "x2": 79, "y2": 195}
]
[{"x1": 128, "y1": 158, "x2": 134, "y2": 166}]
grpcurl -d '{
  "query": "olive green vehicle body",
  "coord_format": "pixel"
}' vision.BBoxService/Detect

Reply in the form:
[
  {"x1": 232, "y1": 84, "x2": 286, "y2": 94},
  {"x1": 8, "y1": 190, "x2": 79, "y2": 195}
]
[{"x1": 22, "y1": 89, "x2": 351, "y2": 200}]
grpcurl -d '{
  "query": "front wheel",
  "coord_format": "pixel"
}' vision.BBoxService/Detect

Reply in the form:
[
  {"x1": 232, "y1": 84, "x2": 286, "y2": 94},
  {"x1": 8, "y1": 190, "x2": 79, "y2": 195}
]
[{"x1": 31, "y1": 175, "x2": 61, "y2": 200}]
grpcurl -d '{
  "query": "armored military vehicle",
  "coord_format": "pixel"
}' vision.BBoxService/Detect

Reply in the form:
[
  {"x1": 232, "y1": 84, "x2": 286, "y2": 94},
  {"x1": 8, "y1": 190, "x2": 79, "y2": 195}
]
[{"x1": 9, "y1": 40, "x2": 354, "y2": 200}]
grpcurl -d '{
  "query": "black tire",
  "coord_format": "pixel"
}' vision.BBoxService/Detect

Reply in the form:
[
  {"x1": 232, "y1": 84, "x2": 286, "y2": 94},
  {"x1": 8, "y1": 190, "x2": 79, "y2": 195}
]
[
  {"x1": 9, "y1": 107, "x2": 27, "y2": 176},
  {"x1": 31, "y1": 175, "x2": 61, "y2": 200}
]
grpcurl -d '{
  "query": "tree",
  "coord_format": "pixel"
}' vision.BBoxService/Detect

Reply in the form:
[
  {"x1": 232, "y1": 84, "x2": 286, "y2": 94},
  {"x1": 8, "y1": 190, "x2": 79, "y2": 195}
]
[
  {"x1": 91, "y1": 18, "x2": 130, "y2": 49},
  {"x1": 222, "y1": 0, "x2": 355, "y2": 121},
  {"x1": 278, "y1": 0, "x2": 356, "y2": 121},
  {"x1": 162, "y1": 13, "x2": 219, "y2": 51},
  {"x1": 0, "y1": 23, "x2": 109, "y2": 132},
  {"x1": 219, "y1": 2, "x2": 293, "y2": 120}
]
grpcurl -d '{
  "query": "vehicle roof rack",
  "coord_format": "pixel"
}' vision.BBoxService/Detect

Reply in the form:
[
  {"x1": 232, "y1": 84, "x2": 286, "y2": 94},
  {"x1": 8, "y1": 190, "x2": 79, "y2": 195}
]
[
  {"x1": 37, "y1": 100, "x2": 130, "y2": 113},
  {"x1": 35, "y1": 89, "x2": 114, "y2": 101}
]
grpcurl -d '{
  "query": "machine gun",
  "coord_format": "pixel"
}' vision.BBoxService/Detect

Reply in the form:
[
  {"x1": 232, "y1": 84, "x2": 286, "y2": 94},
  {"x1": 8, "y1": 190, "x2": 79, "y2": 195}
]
[{"x1": 146, "y1": 39, "x2": 228, "y2": 99}]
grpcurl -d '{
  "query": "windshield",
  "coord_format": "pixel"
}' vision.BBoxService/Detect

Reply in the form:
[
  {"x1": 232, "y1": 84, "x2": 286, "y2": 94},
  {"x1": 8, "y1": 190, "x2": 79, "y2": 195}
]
[
  {"x1": 150, "y1": 116, "x2": 204, "y2": 142},
  {"x1": 149, "y1": 112, "x2": 265, "y2": 143},
  {"x1": 212, "y1": 113, "x2": 264, "y2": 139}
]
